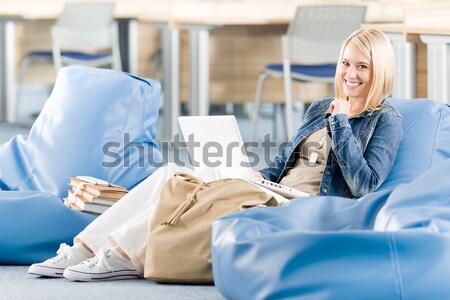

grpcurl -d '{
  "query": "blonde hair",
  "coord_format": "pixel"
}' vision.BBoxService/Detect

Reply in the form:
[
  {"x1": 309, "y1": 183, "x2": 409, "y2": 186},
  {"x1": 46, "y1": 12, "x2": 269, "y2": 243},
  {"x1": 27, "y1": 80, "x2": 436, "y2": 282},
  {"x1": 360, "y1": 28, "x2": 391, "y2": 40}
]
[{"x1": 334, "y1": 28, "x2": 395, "y2": 113}]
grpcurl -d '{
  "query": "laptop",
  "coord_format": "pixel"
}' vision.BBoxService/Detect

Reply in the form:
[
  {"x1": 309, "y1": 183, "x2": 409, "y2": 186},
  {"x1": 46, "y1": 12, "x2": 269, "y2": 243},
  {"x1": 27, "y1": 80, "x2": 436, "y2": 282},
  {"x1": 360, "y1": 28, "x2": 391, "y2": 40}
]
[{"x1": 178, "y1": 115, "x2": 309, "y2": 199}]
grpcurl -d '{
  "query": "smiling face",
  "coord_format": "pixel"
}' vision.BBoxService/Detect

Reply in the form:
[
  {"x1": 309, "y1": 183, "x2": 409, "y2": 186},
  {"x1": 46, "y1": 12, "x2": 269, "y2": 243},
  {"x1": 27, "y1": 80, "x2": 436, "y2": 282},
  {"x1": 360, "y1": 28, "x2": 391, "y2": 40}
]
[
  {"x1": 334, "y1": 29, "x2": 395, "y2": 113},
  {"x1": 337, "y1": 41, "x2": 373, "y2": 104}
]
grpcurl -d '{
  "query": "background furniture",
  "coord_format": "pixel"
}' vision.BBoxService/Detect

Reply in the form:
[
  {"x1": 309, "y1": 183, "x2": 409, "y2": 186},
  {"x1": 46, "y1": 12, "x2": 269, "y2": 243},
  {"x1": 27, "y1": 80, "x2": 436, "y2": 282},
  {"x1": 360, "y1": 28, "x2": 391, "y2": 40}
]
[
  {"x1": 15, "y1": 2, "x2": 122, "y2": 121},
  {"x1": 250, "y1": 5, "x2": 366, "y2": 139},
  {"x1": 3, "y1": 0, "x2": 448, "y2": 140},
  {"x1": 0, "y1": 0, "x2": 150, "y2": 124},
  {"x1": 142, "y1": 0, "x2": 448, "y2": 140},
  {"x1": 51, "y1": 1, "x2": 121, "y2": 72}
]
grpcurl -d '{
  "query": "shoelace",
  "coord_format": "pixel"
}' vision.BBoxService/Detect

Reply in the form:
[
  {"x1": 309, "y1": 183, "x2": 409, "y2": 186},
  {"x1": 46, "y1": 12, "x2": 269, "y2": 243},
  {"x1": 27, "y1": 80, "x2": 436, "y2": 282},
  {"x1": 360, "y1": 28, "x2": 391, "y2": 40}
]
[
  {"x1": 80, "y1": 248, "x2": 112, "y2": 268},
  {"x1": 49, "y1": 243, "x2": 71, "y2": 264}
]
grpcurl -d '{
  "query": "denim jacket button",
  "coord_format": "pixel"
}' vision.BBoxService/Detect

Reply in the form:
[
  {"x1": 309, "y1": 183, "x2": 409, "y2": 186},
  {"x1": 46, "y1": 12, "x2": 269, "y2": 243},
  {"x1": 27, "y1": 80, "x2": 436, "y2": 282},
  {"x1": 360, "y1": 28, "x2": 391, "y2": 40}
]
[
  {"x1": 325, "y1": 171, "x2": 331, "y2": 176},
  {"x1": 322, "y1": 188, "x2": 328, "y2": 194}
]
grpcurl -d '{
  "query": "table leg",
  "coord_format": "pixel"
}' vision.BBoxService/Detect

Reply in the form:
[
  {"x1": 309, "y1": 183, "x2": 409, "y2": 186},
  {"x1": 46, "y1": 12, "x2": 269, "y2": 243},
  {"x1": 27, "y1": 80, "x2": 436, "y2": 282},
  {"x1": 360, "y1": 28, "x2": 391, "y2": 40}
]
[
  {"x1": 402, "y1": 41, "x2": 416, "y2": 99},
  {"x1": 161, "y1": 25, "x2": 180, "y2": 140},
  {"x1": 126, "y1": 19, "x2": 138, "y2": 75},
  {"x1": 118, "y1": 19, "x2": 138, "y2": 74},
  {"x1": 0, "y1": 21, "x2": 16, "y2": 123},
  {"x1": 421, "y1": 34, "x2": 450, "y2": 104},
  {"x1": 187, "y1": 26, "x2": 212, "y2": 116},
  {"x1": 0, "y1": 21, "x2": 6, "y2": 122}
]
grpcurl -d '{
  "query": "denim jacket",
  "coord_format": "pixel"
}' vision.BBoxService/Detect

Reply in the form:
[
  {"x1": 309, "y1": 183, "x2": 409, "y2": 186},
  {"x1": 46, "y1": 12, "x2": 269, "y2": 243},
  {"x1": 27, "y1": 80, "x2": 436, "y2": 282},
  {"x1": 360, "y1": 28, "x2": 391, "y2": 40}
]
[{"x1": 259, "y1": 97, "x2": 403, "y2": 198}]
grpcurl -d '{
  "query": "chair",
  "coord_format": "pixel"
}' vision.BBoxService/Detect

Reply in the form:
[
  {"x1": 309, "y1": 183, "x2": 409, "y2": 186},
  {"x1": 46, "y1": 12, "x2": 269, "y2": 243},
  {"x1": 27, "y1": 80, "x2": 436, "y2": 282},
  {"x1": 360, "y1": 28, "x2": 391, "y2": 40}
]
[
  {"x1": 250, "y1": 5, "x2": 366, "y2": 140},
  {"x1": 16, "y1": 2, "x2": 121, "y2": 122},
  {"x1": 0, "y1": 66, "x2": 161, "y2": 264},
  {"x1": 51, "y1": 1, "x2": 121, "y2": 72},
  {"x1": 212, "y1": 99, "x2": 450, "y2": 300}
]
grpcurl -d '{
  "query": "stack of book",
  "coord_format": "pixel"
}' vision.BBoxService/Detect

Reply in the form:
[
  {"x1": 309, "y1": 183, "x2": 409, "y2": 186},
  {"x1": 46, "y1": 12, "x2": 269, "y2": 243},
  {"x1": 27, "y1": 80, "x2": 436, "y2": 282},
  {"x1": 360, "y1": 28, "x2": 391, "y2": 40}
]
[{"x1": 64, "y1": 176, "x2": 128, "y2": 214}]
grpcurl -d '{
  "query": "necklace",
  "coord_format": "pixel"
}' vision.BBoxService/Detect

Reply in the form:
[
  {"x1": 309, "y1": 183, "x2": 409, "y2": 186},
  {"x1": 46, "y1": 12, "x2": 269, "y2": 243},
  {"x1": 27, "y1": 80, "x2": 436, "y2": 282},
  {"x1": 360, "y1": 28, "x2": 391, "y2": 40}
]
[{"x1": 309, "y1": 129, "x2": 327, "y2": 165}]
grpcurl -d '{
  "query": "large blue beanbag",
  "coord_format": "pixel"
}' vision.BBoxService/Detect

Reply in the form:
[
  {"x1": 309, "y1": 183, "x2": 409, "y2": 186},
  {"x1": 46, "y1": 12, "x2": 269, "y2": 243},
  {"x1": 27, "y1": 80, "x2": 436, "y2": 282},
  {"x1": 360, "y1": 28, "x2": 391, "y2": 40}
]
[
  {"x1": 212, "y1": 99, "x2": 450, "y2": 300},
  {"x1": 0, "y1": 192, "x2": 96, "y2": 264},
  {"x1": 0, "y1": 66, "x2": 162, "y2": 264},
  {"x1": 0, "y1": 66, "x2": 162, "y2": 196},
  {"x1": 379, "y1": 98, "x2": 450, "y2": 190}
]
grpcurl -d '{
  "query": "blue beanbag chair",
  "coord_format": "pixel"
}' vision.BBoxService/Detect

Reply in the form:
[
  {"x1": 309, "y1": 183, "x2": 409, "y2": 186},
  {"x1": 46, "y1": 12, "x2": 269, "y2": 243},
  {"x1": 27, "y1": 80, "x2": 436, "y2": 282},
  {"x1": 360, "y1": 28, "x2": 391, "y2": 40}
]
[
  {"x1": 0, "y1": 66, "x2": 162, "y2": 264},
  {"x1": 212, "y1": 99, "x2": 450, "y2": 300}
]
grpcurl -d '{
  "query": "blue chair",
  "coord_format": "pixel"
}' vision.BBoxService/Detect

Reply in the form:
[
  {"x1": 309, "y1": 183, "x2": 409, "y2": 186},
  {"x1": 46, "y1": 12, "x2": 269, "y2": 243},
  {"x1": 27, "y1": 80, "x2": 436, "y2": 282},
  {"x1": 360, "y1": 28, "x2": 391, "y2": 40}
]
[
  {"x1": 250, "y1": 5, "x2": 366, "y2": 139},
  {"x1": 212, "y1": 99, "x2": 450, "y2": 300},
  {"x1": 0, "y1": 65, "x2": 162, "y2": 264}
]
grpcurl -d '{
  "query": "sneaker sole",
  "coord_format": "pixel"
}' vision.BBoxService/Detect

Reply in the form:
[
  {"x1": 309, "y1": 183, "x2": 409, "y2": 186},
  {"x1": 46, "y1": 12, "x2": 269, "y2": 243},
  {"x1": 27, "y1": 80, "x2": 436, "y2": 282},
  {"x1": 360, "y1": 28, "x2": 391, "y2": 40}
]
[
  {"x1": 28, "y1": 265, "x2": 65, "y2": 278},
  {"x1": 63, "y1": 268, "x2": 139, "y2": 282}
]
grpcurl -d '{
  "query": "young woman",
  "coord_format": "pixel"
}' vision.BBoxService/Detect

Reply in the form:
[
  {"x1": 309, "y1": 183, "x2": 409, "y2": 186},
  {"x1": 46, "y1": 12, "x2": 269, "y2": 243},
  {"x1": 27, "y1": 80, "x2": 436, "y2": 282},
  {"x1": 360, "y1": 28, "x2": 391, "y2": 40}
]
[{"x1": 28, "y1": 28, "x2": 403, "y2": 281}]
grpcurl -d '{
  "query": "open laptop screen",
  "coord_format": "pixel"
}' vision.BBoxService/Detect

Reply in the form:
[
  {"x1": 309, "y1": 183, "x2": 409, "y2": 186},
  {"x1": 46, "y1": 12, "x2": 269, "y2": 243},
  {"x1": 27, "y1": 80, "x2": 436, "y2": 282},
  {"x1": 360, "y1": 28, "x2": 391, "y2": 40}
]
[{"x1": 178, "y1": 115, "x2": 254, "y2": 180}]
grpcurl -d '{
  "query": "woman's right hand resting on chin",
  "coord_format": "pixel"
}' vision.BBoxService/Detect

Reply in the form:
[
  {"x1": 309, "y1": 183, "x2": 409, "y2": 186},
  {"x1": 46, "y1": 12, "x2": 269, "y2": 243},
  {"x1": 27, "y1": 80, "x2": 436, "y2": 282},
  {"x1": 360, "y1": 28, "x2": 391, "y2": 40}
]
[{"x1": 330, "y1": 98, "x2": 352, "y2": 116}]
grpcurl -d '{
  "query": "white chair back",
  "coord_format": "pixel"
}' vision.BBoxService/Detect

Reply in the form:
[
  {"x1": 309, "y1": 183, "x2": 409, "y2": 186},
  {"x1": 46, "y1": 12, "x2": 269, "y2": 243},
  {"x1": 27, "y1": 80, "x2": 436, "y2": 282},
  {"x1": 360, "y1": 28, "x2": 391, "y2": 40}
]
[
  {"x1": 251, "y1": 5, "x2": 367, "y2": 140},
  {"x1": 51, "y1": 2, "x2": 121, "y2": 72},
  {"x1": 286, "y1": 5, "x2": 367, "y2": 65}
]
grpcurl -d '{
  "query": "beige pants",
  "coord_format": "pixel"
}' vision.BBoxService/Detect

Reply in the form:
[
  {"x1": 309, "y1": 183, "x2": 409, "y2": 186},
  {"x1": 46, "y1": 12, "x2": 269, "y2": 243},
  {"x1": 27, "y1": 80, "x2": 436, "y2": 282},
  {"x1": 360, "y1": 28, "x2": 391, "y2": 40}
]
[
  {"x1": 76, "y1": 163, "x2": 287, "y2": 275},
  {"x1": 76, "y1": 163, "x2": 232, "y2": 275}
]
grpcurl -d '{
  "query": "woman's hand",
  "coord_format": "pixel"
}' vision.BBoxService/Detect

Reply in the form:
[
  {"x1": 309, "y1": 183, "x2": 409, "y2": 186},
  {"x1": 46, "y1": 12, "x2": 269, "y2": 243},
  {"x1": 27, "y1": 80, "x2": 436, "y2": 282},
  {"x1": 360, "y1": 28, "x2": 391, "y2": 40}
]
[
  {"x1": 252, "y1": 171, "x2": 264, "y2": 179},
  {"x1": 330, "y1": 98, "x2": 352, "y2": 116}
]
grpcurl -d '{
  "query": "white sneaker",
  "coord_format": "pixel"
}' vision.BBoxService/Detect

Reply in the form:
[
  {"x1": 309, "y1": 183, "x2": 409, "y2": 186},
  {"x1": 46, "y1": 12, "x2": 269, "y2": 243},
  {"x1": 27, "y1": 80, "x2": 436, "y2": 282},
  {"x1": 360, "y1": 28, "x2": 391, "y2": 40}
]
[
  {"x1": 28, "y1": 243, "x2": 93, "y2": 278},
  {"x1": 63, "y1": 247, "x2": 139, "y2": 282}
]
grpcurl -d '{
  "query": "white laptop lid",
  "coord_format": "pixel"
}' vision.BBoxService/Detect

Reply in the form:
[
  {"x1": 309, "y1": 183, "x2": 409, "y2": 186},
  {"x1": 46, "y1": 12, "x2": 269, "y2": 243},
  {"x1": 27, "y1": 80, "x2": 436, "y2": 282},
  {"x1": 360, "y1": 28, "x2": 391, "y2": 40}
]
[{"x1": 178, "y1": 115, "x2": 254, "y2": 180}]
